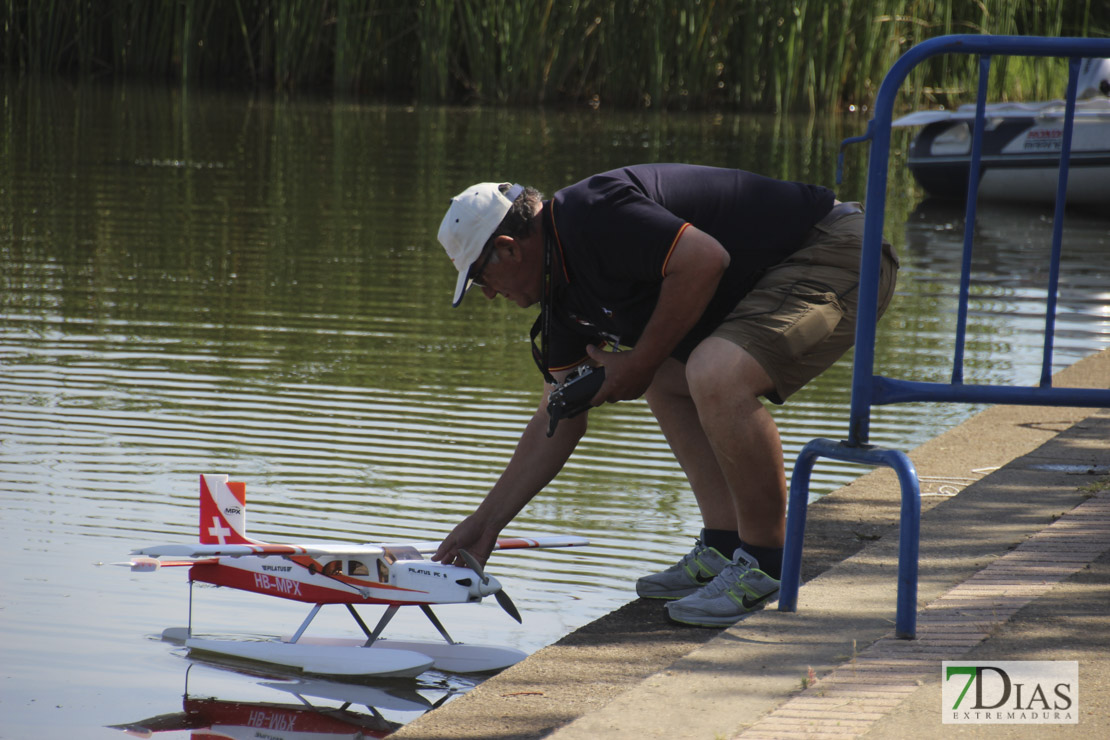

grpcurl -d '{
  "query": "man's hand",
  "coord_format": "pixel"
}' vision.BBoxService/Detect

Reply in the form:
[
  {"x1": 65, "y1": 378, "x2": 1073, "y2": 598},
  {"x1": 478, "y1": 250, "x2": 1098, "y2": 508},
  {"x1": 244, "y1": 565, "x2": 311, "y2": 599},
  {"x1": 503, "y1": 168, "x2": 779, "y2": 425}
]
[
  {"x1": 585, "y1": 345, "x2": 657, "y2": 404},
  {"x1": 433, "y1": 514, "x2": 500, "y2": 568}
]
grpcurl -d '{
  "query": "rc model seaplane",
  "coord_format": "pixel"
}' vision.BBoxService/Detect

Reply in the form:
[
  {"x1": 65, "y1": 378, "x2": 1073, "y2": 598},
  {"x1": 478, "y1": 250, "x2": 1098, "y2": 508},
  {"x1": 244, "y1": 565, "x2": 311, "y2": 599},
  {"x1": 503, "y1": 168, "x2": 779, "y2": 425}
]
[{"x1": 120, "y1": 474, "x2": 588, "y2": 678}]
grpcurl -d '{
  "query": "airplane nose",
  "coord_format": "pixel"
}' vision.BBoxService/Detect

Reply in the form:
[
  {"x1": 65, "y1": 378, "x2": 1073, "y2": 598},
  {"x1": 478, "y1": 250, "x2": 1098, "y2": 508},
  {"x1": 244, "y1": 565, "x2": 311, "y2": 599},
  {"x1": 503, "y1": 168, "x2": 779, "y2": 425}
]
[
  {"x1": 456, "y1": 549, "x2": 522, "y2": 622},
  {"x1": 471, "y1": 573, "x2": 502, "y2": 598}
]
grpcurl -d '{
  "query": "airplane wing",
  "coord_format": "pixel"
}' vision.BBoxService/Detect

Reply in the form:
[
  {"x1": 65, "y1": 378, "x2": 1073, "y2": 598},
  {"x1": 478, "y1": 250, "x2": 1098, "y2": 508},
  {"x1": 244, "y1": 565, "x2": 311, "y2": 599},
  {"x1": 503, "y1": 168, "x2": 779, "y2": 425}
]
[
  {"x1": 374, "y1": 535, "x2": 590, "y2": 555},
  {"x1": 492, "y1": 535, "x2": 590, "y2": 551},
  {"x1": 132, "y1": 535, "x2": 589, "y2": 560},
  {"x1": 132, "y1": 542, "x2": 388, "y2": 558},
  {"x1": 369, "y1": 535, "x2": 589, "y2": 555}
]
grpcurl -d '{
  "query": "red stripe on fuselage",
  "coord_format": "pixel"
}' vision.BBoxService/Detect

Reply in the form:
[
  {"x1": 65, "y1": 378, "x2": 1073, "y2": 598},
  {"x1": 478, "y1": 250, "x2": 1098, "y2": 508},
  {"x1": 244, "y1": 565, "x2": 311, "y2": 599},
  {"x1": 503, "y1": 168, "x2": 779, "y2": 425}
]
[{"x1": 188, "y1": 561, "x2": 427, "y2": 605}]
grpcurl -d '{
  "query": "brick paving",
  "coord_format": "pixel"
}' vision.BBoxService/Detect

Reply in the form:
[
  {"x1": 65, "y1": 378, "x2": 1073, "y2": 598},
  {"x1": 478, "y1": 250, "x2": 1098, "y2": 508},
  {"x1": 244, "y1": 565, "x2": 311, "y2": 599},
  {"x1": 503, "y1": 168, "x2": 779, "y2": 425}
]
[{"x1": 736, "y1": 490, "x2": 1110, "y2": 739}]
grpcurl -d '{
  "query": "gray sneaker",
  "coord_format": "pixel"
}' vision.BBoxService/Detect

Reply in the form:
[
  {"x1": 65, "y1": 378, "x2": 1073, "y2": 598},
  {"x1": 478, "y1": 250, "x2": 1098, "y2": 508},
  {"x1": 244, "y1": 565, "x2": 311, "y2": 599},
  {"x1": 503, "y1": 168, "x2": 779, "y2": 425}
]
[
  {"x1": 636, "y1": 535, "x2": 733, "y2": 600},
  {"x1": 664, "y1": 547, "x2": 780, "y2": 627}
]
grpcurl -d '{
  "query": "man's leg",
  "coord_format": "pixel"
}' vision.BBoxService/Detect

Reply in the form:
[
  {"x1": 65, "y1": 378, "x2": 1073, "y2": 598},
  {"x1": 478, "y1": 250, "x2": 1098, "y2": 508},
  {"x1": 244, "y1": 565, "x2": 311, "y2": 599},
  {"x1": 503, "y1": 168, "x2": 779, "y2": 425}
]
[
  {"x1": 644, "y1": 358, "x2": 735, "y2": 531},
  {"x1": 683, "y1": 337, "x2": 786, "y2": 551},
  {"x1": 634, "y1": 358, "x2": 743, "y2": 600},
  {"x1": 658, "y1": 338, "x2": 786, "y2": 626}
]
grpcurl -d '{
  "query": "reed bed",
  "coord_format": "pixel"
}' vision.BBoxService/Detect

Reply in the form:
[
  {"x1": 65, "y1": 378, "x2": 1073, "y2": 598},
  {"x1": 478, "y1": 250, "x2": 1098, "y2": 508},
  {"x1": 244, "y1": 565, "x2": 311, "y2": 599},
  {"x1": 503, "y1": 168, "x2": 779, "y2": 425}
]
[{"x1": 2, "y1": 0, "x2": 1105, "y2": 111}]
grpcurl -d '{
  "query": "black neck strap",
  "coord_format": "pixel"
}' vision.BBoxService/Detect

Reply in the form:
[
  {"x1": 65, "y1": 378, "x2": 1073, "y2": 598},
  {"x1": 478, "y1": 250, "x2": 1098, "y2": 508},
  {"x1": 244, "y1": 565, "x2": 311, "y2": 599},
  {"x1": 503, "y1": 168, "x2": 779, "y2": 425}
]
[{"x1": 530, "y1": 222, "x2": 557, "y2": 385}]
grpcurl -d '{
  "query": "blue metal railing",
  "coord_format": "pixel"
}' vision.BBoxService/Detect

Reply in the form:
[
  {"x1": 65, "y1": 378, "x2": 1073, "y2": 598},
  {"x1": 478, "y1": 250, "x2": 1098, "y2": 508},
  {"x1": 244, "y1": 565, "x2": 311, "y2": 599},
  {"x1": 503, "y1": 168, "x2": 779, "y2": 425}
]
[{"x1": 778, "y1": 35, "x2": 1110, "y2": 639}]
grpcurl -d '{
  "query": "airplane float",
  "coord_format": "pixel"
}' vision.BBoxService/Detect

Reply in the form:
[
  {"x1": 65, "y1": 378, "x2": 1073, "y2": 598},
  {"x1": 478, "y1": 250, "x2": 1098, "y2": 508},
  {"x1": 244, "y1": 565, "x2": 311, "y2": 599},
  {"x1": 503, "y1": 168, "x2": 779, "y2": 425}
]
[{"x1": 119, "y1": 474, "x2": 588, "y2": 678}]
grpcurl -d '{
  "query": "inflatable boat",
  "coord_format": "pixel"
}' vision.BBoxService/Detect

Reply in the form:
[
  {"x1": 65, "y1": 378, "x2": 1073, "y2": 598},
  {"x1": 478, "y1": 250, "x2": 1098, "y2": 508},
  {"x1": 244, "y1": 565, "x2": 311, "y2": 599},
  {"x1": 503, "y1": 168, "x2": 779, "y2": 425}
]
[{"x1": 893, "y1": 58, "x2": 1110, "y2": 207}]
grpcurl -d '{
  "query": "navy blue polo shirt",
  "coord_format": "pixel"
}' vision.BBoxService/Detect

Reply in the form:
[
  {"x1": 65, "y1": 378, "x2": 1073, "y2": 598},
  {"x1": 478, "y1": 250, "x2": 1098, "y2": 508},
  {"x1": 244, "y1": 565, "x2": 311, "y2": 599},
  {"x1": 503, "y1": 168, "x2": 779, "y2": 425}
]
[{"x1": 542, "y1": 163, "x2": 835, "y2": 372}]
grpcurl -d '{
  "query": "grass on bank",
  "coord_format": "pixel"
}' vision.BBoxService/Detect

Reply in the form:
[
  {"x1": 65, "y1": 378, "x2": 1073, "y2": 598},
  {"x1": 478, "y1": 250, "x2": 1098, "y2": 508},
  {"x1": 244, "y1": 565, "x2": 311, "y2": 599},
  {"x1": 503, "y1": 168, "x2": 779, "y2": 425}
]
[{"x1": 1, "y1": 0, "x2": 1105, "y2": 111}]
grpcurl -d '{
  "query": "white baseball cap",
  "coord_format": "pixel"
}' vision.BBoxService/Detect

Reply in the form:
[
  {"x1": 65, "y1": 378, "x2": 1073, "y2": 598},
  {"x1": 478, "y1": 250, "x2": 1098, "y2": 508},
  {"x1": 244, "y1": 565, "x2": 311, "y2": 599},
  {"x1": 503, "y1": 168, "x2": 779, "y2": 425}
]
[{"x1": 438, "y1": 182, "x2": 525, "y2": 307}]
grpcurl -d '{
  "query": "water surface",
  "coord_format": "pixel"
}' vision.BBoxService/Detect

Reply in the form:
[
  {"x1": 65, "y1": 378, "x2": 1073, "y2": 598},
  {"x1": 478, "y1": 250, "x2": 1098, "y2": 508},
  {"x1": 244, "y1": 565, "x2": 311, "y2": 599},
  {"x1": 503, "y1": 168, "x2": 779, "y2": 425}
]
[{"x1": 2, "y1": 78, "x2": 1108, "y2": 738}]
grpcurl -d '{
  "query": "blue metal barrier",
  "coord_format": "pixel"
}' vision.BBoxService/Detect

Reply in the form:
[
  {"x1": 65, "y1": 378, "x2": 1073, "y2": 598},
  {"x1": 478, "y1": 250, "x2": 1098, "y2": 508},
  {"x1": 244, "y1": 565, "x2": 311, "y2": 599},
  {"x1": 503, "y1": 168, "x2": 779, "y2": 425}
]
[{"x1": 778, "y1": 35, "x2": 1110, "y2": 639}]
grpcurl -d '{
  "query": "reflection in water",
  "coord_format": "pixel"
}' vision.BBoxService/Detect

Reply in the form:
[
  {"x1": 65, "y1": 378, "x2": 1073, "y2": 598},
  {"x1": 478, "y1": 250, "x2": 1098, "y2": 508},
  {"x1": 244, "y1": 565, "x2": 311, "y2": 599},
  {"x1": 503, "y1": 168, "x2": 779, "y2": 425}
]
[
  {"x1": 901, "y1": 199, "x2": 1110, "y2": 386},
  {"x1": 109, "y1": 661, "x2": 466, "y2": 738},
  {"x1": 2, "y1": 78, "x2": 1109, "y2": 737}
]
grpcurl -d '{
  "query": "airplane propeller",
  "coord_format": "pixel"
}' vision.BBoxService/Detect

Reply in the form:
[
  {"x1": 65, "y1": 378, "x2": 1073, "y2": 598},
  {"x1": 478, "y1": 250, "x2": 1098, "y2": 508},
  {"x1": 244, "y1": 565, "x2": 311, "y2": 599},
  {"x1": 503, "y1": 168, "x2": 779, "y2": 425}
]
[{"x1": 457, "y1": 549, "x2": 522, "y2": 624}]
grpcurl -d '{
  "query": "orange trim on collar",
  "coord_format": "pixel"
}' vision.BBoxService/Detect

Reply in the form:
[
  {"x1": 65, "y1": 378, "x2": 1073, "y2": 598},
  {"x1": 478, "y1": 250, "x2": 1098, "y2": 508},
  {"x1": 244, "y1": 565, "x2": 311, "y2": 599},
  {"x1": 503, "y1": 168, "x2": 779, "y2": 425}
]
[
  {"x1": 548, "y1": 200, "x2": 571, "y2": 283},
  {"x1": 661, "y1": 222, "x2": 691, "y2": 277}
]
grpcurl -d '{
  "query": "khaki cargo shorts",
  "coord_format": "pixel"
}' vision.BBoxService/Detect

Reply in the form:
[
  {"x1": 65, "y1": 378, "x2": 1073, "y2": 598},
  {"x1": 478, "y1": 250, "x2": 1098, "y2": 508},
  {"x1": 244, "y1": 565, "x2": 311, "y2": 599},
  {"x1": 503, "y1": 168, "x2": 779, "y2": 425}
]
[{"x1": 708, "y1": 203, "x2": 899, "y2": 404}]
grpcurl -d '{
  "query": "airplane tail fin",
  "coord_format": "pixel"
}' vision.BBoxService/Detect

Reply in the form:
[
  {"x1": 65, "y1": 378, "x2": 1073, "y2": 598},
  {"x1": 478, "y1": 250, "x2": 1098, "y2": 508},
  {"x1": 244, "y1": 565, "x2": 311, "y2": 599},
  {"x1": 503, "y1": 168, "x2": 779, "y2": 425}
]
[{"x1": 199, "y1": 474, "x2": 260, "y2": 545}]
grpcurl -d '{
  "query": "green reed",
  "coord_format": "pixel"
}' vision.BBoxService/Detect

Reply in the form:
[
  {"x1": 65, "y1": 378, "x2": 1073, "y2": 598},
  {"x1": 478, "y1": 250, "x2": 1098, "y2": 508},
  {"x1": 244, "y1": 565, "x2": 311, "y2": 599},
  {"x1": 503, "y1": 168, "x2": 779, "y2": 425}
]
[{"x1": 2, "y1": 0, "x2": 1105, "y2": 111}]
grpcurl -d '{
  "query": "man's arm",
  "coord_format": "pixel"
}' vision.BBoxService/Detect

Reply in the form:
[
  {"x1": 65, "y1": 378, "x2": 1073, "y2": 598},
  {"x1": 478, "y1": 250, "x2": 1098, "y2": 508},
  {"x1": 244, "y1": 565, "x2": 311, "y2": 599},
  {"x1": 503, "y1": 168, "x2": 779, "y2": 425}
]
[
  {"x1": 587, "y1": 225, "x2": 730, "y2": 402},
  {"x1": 433, "y1": 373, "x2": 586, "y2": 567}
]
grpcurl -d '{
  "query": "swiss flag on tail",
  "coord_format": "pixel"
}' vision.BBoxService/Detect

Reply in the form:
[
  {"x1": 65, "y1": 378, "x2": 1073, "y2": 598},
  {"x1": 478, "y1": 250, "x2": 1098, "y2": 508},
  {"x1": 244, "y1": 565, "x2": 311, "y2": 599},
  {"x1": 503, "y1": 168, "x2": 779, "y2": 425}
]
[{"x1": 198, "y1": 474, "x2": 258, "y2": 545}]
